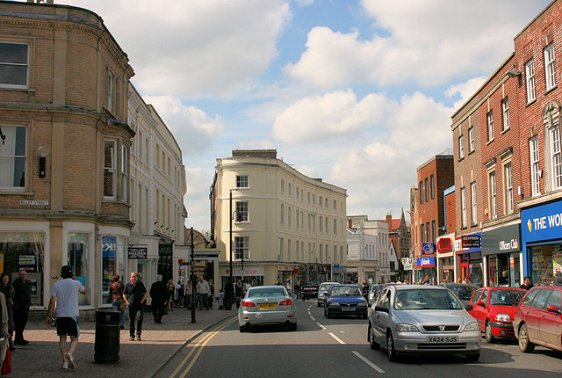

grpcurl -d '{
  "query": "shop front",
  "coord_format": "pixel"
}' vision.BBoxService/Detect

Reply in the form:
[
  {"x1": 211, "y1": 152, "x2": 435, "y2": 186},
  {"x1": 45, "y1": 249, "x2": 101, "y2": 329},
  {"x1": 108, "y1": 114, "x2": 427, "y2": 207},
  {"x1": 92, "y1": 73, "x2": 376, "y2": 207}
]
[
  {"x1": 521, "y1": 199, "x2": 562, "y2": 285},
  {"x1": 436, "y1": 234, "x2": 455, "y2": 283},
  {"x1": 416, "y1": 242, "x2": 436, "y2": 283},
  {"x1": 455, "y1": 233, "x2": 483, "y2": 286},
  {"x1": 481, "y1": 223, "x2": 521, "y2": 287}
]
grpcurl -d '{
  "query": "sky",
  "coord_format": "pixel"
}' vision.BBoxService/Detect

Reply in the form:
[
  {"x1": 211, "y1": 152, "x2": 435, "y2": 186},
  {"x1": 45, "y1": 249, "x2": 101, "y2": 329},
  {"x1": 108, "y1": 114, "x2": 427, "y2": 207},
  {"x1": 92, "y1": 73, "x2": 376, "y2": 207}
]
[{"x1": 53, "y1": 0, "x2": 552, "y2": 232}]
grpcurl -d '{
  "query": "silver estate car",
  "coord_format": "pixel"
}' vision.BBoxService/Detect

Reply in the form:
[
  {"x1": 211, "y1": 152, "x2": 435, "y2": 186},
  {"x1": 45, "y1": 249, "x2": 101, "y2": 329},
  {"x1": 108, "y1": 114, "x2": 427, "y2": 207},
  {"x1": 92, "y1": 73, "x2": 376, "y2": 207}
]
[
  {"x1": 238, "y1": 285, "x2": 297, "y2": 332},
  {"x1": 317, "y1": 281, "x2": 340, "y2": 307},
  {"x1": 368, "y1": 285, "x2": 481, "y2": 362}
]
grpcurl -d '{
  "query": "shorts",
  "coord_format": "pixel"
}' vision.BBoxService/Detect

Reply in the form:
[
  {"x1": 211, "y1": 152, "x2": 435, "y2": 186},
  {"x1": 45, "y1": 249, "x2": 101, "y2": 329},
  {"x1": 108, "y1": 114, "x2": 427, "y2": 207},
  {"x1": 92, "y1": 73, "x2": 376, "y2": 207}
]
[{"x1": 56, "y1": 317, "x2": 80, "y2": 337}]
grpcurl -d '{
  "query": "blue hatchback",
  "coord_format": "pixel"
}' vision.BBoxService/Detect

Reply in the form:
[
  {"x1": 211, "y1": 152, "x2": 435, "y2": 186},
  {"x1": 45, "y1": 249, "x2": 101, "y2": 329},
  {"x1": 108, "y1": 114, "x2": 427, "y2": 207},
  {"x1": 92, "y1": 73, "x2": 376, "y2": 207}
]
[{"x1": 324, "y1": 284, "x2": 368, "y2": 319}]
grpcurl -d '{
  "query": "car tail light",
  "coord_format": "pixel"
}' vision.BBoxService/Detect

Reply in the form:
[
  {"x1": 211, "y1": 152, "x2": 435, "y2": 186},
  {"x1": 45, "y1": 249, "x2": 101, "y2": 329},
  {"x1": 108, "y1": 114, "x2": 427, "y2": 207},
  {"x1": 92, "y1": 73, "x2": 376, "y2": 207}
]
[
  {"x1": 279, "y1": 298, "x2": 293, "y2": 306},
  {"x1": 242, "y1": 300, "x2": 256, "y2": 308}
]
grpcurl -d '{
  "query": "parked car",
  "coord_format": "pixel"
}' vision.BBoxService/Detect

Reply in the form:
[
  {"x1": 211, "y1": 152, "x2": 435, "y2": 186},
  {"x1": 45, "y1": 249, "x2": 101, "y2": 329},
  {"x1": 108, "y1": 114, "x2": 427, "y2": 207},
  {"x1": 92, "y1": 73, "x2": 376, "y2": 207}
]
[
  {"x1": 368, "y1": 284, "x2": 385, "y2": 306},
  {"x1": 324, "y1": 284, "x2": 368, "y2": 319},
  {"x1": 368, "y1": 284, "x2": 481, "y2": 362},
  {"x1": 317, "y1": 281, "x2": 340, "y2": 307},
  {"x1": 513, "y1": 285, "x2": 562, "y2": 353},
  {"x1": 300, "y1": 283, "x2": 319, "y2": 300},
  {"x1": 440, "y1": 283, "x2": 479, "y2": 307},
  {"x1": 238, "y1": 285, "x2": 297, "y2": 332},
  {"x1": 467, "y1": 287, "x2": 526, "y2": 342}
]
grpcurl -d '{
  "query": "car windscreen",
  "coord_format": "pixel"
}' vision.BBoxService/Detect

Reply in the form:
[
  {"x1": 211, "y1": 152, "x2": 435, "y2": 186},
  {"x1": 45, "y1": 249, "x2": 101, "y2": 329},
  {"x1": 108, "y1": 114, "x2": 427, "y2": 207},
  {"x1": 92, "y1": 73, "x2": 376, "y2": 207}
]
[
  {"x1": 489, "y1": 290, "x2": 525, "y2": 306},
  {"x1": 448, "y1": 285, "x2": 475, "y2": 300},
  {"x1": 331, "y1": 286, "x2": 362, "y2": 297},
  {"x1": 248, "y1": 288, "x2": 286, "y2": 298},
  {"x1": 319, "y1": 283, "x2": 336, "y2": 291},
  {"x1": 394, "y1": 289, "x2": 464, "y2": 310}
]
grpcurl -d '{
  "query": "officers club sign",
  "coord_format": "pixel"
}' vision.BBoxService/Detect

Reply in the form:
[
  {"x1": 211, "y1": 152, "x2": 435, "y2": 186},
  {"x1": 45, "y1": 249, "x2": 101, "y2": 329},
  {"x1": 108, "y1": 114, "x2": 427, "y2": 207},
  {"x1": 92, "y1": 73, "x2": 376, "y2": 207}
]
[
  {"x1": 481, "y1": 224, "x2": 520, "y2": 256},
  {"x1": 521, "y1": 200, "x2": 562, "y2": 243}
]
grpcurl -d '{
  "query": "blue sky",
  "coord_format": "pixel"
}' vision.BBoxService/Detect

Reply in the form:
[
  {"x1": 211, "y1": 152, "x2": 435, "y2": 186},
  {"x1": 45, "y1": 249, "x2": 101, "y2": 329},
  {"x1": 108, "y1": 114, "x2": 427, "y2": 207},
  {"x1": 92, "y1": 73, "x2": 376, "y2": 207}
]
[{"x1": 56, "y1": 0, "x2": 552, "y2": 232}]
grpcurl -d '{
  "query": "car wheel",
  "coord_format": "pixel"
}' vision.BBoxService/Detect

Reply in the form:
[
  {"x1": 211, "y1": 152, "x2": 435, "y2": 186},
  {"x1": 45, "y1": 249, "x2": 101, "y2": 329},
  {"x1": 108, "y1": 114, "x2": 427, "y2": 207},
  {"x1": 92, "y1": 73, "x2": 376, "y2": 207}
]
[
  {"x1": 485, "y1": 322, "x2": 495, "y2": 343},
  {"x1": 290, "y1": 322, "x2": 297, "y2": 331},
  {"x1": 369, "y1": 323, "x2": 380, "y2": 350},
  {"x1": 239, "y1": 325, "x2": 249, "y2": 333},
  {"x1": 326, "y1": 310, "x2": 331, "y2": 319},
  {"x1": 518, "y1": 323, "x2": 535, "y2": 353},
  {"x1": 465, "y1": 352, "x2": 480, "y2": 362},
  {"x1": 386, "y1": 332, "x2": 397, "y2": 362}
]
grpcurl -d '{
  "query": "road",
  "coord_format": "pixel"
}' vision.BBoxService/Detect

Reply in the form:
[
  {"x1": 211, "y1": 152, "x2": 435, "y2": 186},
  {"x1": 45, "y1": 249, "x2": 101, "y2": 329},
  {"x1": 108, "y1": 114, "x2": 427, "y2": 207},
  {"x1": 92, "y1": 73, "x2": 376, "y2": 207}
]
[{"x1": 155, "y1": 299, "x2": 562, "y2": 378}]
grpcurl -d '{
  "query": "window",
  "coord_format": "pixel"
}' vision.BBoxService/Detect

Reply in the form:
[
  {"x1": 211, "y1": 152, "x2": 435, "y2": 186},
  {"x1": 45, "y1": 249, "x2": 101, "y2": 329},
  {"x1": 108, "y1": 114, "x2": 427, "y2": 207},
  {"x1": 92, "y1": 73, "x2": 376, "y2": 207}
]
[
  {"x1": 281, "y1": 179, "x2": 285, "y2": 192},
  {"x1": 424, "y1": 178, "x2": 429, "y2": 202},
  {"x1": 461, "y1": 187, "x2": 467, "y2": 228},
  {"x1": 431, "y1": 220, "x2": 436, "y2": 241},
  {"x1": 468, "y1": 127, "x2": 475, "y2": 152},
  {"x1": 280, "y1": 204, "x2": 285, "y2": 224},
  {"x1": 458, "y1": 134, "x2": 465, "y2": 159},
  {"x1": 107, "y1": 70, "x2": 116, "y2": 114},
  {"x1": 419, "y1": 180, "x2": 424, "y2": 204},
  {"x1": 504, "y1": 162, "x2": 514, "y2": 214},
  {"x1": 236, "y1": 175, "x2": 248, "y2": 188},
  {"x1": 549, "y1": 121, "x2": 562, "y2": 189},
  {"x1": 421, "y1": 224, "x2": 425, "y2": 243},
  {"x1": 430, "y1": 175, "x2": 435, "y2": 199},
  {"x1": 525, "y1": 59, "x2": 536, "y2": 103},
  {"x1": 68, "y1": 233, "x2": 91, "y2": 306},
  {"x1": 234, "y1": 236, "x2": 249, "y2": 260},
  {"x1": 544, "y1": 44, "x2": 556, "y2": 91},
  {"x1": 487, "y1": 111, "x2": 494, "y2": 142},
  {"x1": 529, "y1": 137, "x2": 540, "y2": 196},
  {"x1": 489, "y1": 171, "x2": 497, "y2": 219},
  {"x1": 121, "y1": 145, "x2": 129, "y2": 203},
  {"x1": 501, "y1": 98, "x2": 510, "y2": 131},
  {"x1": 470, "y1": 182, "x2": 477, "y2": 225},
  {"x1": 235, "y1": 201, "x2": 248, "y2": 222},
  {"x1": 0, "y1": 42, "x2": 28, "y2": 88},
  {"x1": 333, "y1": 219, "x2": 337, "y2": 235},
  {"x1": 104, "y1": 141, "x2": 117, "y2": 198},
  {"x1": 0, "y1": 125, "x2": 26, "y2": 189},
  {"x1": 319, "y1": 216, "x2": 323, "y2": 232}
]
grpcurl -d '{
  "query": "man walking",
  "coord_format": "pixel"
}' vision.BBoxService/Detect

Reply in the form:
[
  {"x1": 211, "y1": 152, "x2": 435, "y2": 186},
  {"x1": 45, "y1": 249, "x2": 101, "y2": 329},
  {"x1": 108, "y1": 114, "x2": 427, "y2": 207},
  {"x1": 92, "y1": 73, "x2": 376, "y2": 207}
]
[
  {"x1": 123, "y1": 272, "x2": 147, "y2": 341},
  {"x1": 149, "y1": 275, "x2": 167, "y2": 324},
  {"x1": 13, "y1": 269, "x2": 31, "y2": 345},
  {"x1": 46, "y1": 265, "x2": 87, "y2": 370},
  {"x1": 196, "y1": 276, "x2": 210, "y2": 310}
]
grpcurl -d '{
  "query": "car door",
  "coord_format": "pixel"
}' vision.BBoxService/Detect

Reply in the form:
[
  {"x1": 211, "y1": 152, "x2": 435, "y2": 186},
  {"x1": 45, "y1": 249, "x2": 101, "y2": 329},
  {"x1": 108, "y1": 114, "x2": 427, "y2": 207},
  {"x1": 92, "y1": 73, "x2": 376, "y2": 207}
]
[
  {"x1": 373, "y1": 288, "x2": 391, "y2": 343},
  {"x1": 527, "y1": 288, "x2": 551, "y2": 342},
  {"x1": 471, "y1": 289, "x2": 488, "y2": 332},
  {"x1": 539, "y1": 289, "x2": 562, "y2": 349}
]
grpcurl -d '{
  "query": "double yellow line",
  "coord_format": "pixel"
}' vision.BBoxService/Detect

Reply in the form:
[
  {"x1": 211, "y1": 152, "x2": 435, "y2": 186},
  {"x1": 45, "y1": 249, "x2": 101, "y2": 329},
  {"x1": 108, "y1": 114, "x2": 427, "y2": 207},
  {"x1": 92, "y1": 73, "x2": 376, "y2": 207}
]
[{"x1": 169, "y1": 316, "x2": 237, "y2": 378}]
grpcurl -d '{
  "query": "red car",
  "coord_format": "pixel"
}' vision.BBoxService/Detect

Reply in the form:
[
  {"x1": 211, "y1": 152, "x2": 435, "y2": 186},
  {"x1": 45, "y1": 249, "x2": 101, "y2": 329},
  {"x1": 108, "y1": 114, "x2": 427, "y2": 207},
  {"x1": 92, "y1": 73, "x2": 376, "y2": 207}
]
[
  {"x1": 513, "y1": 285, "x2": 562, "y2": 353},
  {"x1": 468, "y1": 287, "x2": 526, "y2": 343}
]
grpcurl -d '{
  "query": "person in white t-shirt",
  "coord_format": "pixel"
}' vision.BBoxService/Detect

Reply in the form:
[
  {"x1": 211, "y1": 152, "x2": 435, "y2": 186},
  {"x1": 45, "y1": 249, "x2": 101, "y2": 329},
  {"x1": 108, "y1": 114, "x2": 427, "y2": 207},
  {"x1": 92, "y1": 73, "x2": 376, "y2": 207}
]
[{"x1": 46, "y1": 265, "x2": 86, "y2": 370}]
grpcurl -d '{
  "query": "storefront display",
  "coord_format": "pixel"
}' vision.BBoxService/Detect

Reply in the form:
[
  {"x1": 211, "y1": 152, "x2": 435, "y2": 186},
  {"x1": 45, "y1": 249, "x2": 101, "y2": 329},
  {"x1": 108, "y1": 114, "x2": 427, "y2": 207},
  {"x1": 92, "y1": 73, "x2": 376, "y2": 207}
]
[{"x1": 481, "y1": 224, "x2": 521, "y2": 287}]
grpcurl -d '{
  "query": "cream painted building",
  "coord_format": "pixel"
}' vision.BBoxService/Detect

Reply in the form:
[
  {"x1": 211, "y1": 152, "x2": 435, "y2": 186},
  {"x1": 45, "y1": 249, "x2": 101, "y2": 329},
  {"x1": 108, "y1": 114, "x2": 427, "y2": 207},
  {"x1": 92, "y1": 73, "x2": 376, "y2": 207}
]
[
  {"x1": 211, "y1": 150, "x2": 347, "y2": 289},
  {"x1": 127, "y1": 84, "x2": 186, "y2": 292}
]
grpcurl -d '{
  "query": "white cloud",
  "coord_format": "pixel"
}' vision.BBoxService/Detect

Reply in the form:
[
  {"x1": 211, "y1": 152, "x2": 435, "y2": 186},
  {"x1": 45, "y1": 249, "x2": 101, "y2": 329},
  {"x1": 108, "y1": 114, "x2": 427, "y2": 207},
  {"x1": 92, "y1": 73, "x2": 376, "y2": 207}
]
[
  {"x1": 272, "y1": 90, "x2": 386, "y2": 143},
  {"x1": 143, "y1": 96, "x2": 223, "y2": 155},
  {"x1": 287, "y1": 0, "x2": 550, "y2": 89},
  {"x1": 446, "y1": 76, "x2": 487, "y2": 111},
  {"x1": 184, "y1": 166, "x2": 215, "y2": 233},
  {"x1": 66, "y1": 0, "x2": 291, "y2": 98}
]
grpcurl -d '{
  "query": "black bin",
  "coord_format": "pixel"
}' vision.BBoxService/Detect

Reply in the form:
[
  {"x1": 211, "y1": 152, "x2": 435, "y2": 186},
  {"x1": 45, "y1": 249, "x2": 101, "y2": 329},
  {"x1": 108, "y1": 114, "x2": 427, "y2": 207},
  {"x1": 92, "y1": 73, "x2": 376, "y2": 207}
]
[{"x1": 94, "y1": 310, "x2": 120, "y2": 364}]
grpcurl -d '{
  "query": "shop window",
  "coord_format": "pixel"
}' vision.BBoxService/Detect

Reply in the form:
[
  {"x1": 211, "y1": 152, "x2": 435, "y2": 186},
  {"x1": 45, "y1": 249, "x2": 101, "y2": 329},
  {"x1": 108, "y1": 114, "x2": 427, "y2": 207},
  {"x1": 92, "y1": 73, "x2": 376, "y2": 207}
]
[
  {"x1": 101, "y1": 235, "x2": 126, "y2": 304},
  {"x1": 0, "y1": 125, "x2": 26, "y2": 190},
  {"x1": 68, "y1": 233, "x2": 90, "y2": 306}
]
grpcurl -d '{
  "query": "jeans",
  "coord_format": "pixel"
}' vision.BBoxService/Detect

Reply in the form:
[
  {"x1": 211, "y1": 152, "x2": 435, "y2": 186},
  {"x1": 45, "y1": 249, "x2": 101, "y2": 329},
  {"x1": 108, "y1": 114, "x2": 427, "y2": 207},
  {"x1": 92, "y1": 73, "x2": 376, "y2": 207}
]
[
  {"x1": 128, "y1": 305, "x2": 143, "y2": 337},
  {"x1": 197, "y1": 294, "x2": 208, "y2": 310},
  {"x1": 112, "y1": 300, "x2": 125, "y2": 327}
]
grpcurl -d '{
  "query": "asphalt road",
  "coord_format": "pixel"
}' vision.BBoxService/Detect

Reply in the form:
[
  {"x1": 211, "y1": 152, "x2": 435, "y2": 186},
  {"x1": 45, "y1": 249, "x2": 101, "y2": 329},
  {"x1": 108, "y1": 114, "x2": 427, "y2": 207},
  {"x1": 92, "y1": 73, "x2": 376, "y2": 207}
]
[{"x1": 156, "y1": 299, "x2": 562, "y2": 378}]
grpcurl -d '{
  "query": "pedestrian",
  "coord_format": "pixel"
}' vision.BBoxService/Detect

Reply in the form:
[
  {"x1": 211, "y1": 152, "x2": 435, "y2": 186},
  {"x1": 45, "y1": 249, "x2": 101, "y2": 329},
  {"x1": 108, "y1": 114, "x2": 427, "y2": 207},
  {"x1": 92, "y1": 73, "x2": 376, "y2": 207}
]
[
  {"x1": 166, "y1": 279, "x2": 175, "y2": 312},
  {"x1": 176, "y1": 281, "x2": 184, "y2": 308},
  {"x1": 109, "y1": 275, "x2": 125, "y2": 329},
  {"x1": 12, "y1": 269, "x2": 31, "y2": 346},
  {"x1": 196, "y1": 276, "x2": 210, "y2": 310},
  {"x1": 208, "y1": 279, "x2": 215, "y2": 309},
  {"x1": 235, "y1": 279, "x2": 244, "y2": 308},
  {"x1": 0, "y1": 273, "x2": 15, "y2": 350},
  {"x1": 223, "y1": 279, "x2": 234, "y2": 310},
  {"x1": 46, "y1": 265, "x2": 87, "y2": 370},
  {"x1": 554, "y1": 271, "x2": 562, "y2": 285},
  {"x1": 184, "y1": 279, "x2": 193, "y2": 309},
  {"x1": 149, "y1": 275, "x2": 167, "y2": 324},
  {"x1": 0, "y1": 291, "x2": 8, "y2": 370},
  {"x1": 123, "y1": 272, "x2": 147, "y2": 341}
]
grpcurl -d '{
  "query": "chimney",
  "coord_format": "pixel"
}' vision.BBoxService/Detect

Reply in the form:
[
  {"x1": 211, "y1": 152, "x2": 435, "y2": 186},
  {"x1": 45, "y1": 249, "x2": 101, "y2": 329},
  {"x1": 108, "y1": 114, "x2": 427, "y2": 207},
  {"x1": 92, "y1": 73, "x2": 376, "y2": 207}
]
[{"x1": 347, "y1": 218, "x2": 353, "y2": 230}]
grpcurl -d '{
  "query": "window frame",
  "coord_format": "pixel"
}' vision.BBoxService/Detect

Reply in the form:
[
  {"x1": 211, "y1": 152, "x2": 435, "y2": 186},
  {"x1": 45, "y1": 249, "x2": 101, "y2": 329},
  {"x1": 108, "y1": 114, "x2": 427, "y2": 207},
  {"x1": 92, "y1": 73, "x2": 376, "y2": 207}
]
[
  {"x1": 489, "y1": 171, "x2": 497, "y2": 219},
  {"x1": 468, "y1": 127, "x2": 475, "y2": 152},
  {"x1": 529, "y1": 136, "x2": 540, "y2": 197},
  {"x1": 544, "y1": 44, "x2": 557, "y2": 91},
  {"x1": 0, "y1": 125, "x2": 27, "y2": 191},
  {"x1": 487, "y1": 111, "x2": 494, "y2": 142},
  {"x1": 235, "y1": 201, "x2": 249, "y2": 222},
  {"x1": 234, "y1": 236, "x2": 249, "y2": 260},
  {"x1": 236, "y1": 175, "x2": 249, "y2": 188},
  {"x1": 504, "y1": 162, "x2": 514, "y2": 214},
  {"x1": 0, "y1": 41, "x2": 29, "y2": 89},
  {"x1": 525, "y1": 59, "x2": 536, "y2": 103},
  {"x1": 461, "y1": 186, "x2": 467, "y2": 228},
  {"x1": 549, "y1": 122, "x2": 562, "y2": 190},
  {"x1": 121, "y1": 144, "x2": 129, "y2": 203},
  {"x1": 458, "y1": 134, "x2": 465, "y2": 159},
  {"x1": 501, "y1": 98, "x2": 510, "y2": 131},
  {"x1": 470, "y1": 181, "x2": 477, "y2": 225},
  {"x1": 103, "y1": 140, "x2": 117, "y2": 199}
]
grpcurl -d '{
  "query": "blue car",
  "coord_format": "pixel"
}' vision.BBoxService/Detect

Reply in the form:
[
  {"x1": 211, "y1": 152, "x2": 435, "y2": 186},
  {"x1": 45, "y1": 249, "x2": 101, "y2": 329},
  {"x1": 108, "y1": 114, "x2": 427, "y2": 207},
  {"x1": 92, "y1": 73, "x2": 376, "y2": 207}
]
[{"x1": 324, "y1": 284, "x2": 368, "y2": 319}]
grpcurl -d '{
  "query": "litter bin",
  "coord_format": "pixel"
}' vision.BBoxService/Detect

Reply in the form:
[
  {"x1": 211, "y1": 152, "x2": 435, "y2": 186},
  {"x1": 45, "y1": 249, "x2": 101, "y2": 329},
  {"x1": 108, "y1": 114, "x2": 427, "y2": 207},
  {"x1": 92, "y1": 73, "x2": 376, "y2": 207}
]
[{"x1": 94, "y1": 310, "x2": 120, "y2": 364}]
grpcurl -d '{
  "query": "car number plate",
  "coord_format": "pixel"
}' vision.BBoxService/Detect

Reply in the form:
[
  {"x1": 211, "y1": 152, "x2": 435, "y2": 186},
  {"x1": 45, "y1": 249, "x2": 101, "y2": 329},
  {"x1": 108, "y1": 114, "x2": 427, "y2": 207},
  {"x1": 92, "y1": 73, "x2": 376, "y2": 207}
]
[
  {"x1": 341, "y1": 307, "x2": 355, "y2": 311},
  {"x1": 427, "y1": 336, "x2": 458, "y2": 343},
  {"x1": 259, "y1": 303, "x2": 276, "y2": 310}
]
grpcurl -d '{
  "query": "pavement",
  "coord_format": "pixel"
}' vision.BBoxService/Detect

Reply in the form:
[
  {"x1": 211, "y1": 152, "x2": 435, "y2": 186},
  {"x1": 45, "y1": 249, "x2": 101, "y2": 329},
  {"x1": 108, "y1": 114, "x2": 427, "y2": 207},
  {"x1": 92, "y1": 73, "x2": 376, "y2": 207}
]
[{"x1": 8, "y1": 304, "x2": 236, "y2": 377}]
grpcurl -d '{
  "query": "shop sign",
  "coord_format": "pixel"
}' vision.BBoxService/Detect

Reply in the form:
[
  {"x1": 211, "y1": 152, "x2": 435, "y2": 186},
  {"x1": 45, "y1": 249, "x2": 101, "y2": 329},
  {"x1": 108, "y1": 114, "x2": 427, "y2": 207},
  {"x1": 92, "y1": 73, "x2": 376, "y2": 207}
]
[
  {"x1": 415, "y1": 257, "x2": 435, "y2": 268},
  {"x1": 102, "y1": 236, "x2": 116, "y2": 258},
  {"x1": 17, "y1": 255, "x2": 36, "y2": 271},
  {"x1": 128, "y1": 245, "x2": 147, "y2": 259},
  {"x1": 421, "y1": 242, "x2": 435, "y2": 255},
  {"x1": 522, "y1": 199, "x2": 562, "y2": 243},
  {"x1": 437, "y1": 238, "x2": 453, "y2": 253},
  {"x1": 481, "y1": 224, "x2": 520, "y2": 255},
  {"x1": 401, "y1": 257, "x2": 413, "y2": 270},
  {"x1": 462, "y1": 235, "x2": 481, "y2": 249}
]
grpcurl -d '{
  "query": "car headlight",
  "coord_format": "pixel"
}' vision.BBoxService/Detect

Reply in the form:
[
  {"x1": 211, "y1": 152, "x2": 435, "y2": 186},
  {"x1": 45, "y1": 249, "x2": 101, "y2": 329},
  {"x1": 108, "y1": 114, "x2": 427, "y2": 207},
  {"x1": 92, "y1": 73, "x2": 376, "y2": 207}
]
[
  {"x1": 395, "y1": 323, "x2": 419, "y2": 332},
  {"x1": 495, "y1": 314, "x2": 511, "y2": 323},
  {"x1": 464, "y1": 322, "x2": 479, "y2": 332}
]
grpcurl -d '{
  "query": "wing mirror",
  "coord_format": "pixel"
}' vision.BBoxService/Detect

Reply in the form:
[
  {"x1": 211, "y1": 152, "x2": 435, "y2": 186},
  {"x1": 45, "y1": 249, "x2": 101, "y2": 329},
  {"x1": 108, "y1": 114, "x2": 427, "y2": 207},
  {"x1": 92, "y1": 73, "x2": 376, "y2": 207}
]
[
  {"x1": 477, "y1": 299, "x2": 485, "y2": 307},
  {"x1": 546, "y1": 305, "x2": 562, "y2": 315}
]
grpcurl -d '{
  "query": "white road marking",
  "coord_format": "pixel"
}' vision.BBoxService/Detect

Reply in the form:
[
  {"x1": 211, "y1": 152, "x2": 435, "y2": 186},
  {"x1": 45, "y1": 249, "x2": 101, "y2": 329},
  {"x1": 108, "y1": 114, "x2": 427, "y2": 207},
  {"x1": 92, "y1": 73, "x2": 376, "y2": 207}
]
[
  {"x1": 329, "y1": 332, "x2": 346, "y2": 344},
  {"x1": 317, "y1": 322, "x2": 326, "y2": 330},
  {"x1": 352, "y1": 351, "x2": 385, "y2": 373}
]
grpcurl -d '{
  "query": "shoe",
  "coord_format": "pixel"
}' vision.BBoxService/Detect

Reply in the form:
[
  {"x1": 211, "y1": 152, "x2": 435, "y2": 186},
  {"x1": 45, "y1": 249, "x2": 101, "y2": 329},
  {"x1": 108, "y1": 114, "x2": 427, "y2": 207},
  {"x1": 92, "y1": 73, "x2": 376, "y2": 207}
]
[
  {"x1": 65, "y1": 353, "x2": 75, "y2": 369},
  {"x1": 62, "y1": 362, "x2": 69, "y2": 370},
  {"x1": 130, "y1": 336, "x2": 135, "y2": 341},
  {"x1": 9, "y1": 345, "x2": 15, "y2": 351},
  {"x1": 137, "y1": 335, "x2": 141, "y2": 341},
  {"x1": 14, "y1": 339, "x2": 29, "y2": 345}
]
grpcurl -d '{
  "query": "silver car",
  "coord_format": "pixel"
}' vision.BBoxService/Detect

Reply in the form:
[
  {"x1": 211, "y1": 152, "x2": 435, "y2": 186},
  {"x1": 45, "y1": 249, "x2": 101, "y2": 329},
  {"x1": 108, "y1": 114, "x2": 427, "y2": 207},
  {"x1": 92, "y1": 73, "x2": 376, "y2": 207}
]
[
  {"x1": 238, "y1": 285, "x2": 297, "y2": 332},
  {"x1": 368, "y1": 285, "x2": 481, "y2": 362},
  {"x1": 317, "y1": 281, "x2": 340, "y2": 307}
]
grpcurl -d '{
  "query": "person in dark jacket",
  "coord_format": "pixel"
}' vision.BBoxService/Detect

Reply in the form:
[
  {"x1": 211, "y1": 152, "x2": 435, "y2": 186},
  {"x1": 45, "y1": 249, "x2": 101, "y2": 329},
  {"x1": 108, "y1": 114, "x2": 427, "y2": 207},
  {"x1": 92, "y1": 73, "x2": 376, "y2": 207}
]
[
  {"x1": 223, "y1": 279, "x2": 235, "y2": 310},
  {"x1": 123, "y1": 272, "x2": 147, "y2": 341},
  {"x1": 150, "y1": 275, "x2": 167, "y2": 323},
  {"x1": 12, "y1": 269, "x2": 31, "y2": 345},
  {"x1": 520, "y1": 276, "x2": 534, "y2": 290}
]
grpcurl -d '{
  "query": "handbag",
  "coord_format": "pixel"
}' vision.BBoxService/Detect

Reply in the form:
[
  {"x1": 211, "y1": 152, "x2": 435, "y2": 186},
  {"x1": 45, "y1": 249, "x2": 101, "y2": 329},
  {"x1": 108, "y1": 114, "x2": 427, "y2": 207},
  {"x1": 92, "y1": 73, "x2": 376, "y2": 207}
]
[
  {"x1": 1, "y1": 347, "x2": 11, "y2": 375},
  {"x1": 120, "y1": 302, "x2": 127, "y2": 311}
]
